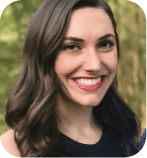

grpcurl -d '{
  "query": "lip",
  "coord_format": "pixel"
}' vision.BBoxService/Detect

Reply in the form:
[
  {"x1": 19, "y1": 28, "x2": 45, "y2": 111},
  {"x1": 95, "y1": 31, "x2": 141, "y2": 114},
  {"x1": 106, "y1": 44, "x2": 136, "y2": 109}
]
[
  {"x1": 73, "y1": 76, "x2": 102, "y2": 79},
  {"x1": 73, "y1": 79, "x2": 105, "y2": 91}
]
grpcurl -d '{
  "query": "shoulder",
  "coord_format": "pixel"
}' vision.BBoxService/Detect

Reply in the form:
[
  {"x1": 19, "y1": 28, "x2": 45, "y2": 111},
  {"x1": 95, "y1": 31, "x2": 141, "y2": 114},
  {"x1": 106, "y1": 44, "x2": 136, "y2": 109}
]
[{"x1": 0, "y1": 129, "x2": 21, "y2": 157}]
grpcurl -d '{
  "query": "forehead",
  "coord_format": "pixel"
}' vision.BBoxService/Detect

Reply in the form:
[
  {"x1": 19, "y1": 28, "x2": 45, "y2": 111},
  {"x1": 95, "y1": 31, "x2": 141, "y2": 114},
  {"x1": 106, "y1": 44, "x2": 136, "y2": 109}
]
[{"x1": 66, "y1": 7, "x2": 114, "y2": 38}]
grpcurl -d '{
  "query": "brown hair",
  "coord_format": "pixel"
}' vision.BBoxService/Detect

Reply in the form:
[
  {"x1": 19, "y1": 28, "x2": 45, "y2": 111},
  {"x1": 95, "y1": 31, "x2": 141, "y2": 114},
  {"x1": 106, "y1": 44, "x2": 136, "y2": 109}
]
[{"x1": 5, "y1": 0, "x2": 140, "y2": 157}]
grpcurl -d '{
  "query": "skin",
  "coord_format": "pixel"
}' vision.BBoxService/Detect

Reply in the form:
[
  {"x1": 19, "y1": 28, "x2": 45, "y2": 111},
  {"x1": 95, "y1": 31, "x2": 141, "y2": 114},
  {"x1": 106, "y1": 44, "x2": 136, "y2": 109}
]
[
  {"x1": 55, "y1": 8, "x2": 118, "y2": 144},
  {"x1": 0, "y1": 7, "x2": 118, "y2": 156}
]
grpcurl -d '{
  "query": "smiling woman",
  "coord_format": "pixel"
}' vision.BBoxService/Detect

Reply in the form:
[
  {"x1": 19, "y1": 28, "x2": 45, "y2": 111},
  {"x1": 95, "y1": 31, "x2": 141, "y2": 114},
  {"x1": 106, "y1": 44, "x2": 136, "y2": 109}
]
[{"x1": 0, "y1": 0, "x2": 140, "y2": 157}]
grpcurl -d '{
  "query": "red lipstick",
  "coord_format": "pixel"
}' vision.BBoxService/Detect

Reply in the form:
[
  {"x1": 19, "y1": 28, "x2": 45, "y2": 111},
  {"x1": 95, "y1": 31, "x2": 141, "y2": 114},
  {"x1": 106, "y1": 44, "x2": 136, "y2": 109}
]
[
  {"x1": 73, "y1": 76, "x2": 100, "y2": 79},
  {"x1": 72, "y1": 78, "x2": 105, "y2": 91}
]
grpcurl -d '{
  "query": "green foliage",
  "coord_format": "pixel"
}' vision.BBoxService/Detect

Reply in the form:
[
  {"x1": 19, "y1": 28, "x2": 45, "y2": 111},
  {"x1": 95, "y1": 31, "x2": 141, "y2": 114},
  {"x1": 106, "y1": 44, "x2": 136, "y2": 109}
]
[
  {"x1": 0, "y1": 0, "x2": 146, "y2": 134},
  {"x1": 0, "y1": 0, "x2": 44, "y2": 134}
]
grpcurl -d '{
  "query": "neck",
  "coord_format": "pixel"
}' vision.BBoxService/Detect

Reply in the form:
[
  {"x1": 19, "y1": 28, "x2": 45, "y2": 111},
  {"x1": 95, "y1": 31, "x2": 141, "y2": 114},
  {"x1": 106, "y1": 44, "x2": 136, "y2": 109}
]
[{"x1": 55, "y1": 93, "x2": 98, "y2": 135}]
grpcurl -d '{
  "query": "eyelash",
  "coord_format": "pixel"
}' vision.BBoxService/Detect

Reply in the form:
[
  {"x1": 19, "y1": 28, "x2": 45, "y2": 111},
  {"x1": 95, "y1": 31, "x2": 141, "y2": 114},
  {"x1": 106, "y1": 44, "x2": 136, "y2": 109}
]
[
  {"x1": 98, "y1": 40, "x2": 114, "y2": 49},
  {"x1": 61, "y1": 40, "x2": 114, "y2": 52},
  {"x1": 62, "y1": 44, "x2": 81, "y2": 51}
]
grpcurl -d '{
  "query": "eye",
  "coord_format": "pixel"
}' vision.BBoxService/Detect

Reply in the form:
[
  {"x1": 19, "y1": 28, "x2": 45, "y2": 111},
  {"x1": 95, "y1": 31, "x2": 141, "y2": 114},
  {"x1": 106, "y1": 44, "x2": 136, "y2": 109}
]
[
  {"x1": 98, "y1": 40, "x2": 114, "y2": 49},
  {"x1": 65, "y1": 44, "x2": 80, "y2": 50},
  {"x1": 64, "y1": 44, "x2": 81, "y2": 51}
]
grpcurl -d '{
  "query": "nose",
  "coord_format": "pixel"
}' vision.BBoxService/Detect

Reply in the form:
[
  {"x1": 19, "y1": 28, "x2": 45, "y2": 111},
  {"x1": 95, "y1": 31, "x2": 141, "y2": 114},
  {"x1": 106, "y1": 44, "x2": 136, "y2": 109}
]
[{"x1": 83, "y1": 48, "x2": 102, "y2": 72}]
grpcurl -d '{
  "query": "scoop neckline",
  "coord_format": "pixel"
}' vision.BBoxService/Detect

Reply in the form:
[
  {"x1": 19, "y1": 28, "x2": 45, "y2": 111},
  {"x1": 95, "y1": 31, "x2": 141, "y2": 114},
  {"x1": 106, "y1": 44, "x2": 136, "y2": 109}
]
[{"x1": 59, "y1": 128, "x2": 105, "y2": 146}]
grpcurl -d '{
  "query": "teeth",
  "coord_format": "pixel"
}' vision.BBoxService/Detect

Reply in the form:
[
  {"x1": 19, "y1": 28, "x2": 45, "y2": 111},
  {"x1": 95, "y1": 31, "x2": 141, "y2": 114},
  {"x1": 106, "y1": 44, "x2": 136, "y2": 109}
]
[{"x1": 75, "y1": 77, "x2": 102, "y2": 86}]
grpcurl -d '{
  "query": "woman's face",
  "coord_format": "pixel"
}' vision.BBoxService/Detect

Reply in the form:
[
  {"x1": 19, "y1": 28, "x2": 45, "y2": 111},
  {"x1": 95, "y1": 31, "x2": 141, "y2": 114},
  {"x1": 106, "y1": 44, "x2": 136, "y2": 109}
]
[{"x1": 55, "y1": 7, "x2": 118, "y2": 107}]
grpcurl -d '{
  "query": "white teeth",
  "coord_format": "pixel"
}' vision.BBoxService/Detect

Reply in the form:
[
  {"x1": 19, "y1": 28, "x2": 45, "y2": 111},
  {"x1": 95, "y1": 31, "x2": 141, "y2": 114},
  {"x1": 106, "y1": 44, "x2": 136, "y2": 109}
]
[{"x1": 75, "y1": 77, "x2": 102, "y2": 86}]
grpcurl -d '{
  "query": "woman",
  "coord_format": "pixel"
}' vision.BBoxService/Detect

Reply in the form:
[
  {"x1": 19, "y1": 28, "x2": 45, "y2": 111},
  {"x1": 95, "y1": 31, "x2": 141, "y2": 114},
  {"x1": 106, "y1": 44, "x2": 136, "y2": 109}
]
[{"x1": 0, "y1": 0, "x2": 140, "y2": 157}]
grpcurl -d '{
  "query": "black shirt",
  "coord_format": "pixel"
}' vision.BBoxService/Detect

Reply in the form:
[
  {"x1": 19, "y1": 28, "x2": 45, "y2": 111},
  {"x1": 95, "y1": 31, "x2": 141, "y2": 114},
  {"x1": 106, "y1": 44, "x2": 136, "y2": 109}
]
[{"x1": 44, "y1": 126, "x2": 122, "y2": 157}]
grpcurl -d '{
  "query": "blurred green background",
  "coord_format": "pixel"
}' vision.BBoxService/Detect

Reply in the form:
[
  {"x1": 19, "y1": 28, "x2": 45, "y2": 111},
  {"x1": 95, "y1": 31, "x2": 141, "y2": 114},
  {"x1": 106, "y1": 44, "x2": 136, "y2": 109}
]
[{"x1": 0, "y1": 0, "x2": 146, "y2": 135}]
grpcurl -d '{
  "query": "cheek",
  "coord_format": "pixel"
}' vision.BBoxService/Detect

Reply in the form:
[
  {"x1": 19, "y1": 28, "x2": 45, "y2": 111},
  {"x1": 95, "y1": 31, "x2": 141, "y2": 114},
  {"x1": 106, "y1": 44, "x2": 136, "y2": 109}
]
[
  {"x1": 103, "y1": 51, "x2": 118, "y2": 71},
  {"x1": 55, "y1": 54, "x2": 77, "y2": 78}
]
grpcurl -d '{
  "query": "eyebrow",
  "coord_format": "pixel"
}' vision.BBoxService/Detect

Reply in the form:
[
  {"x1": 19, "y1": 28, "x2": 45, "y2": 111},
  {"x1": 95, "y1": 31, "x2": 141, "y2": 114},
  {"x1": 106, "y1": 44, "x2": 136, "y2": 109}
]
[{"x1": 64, "y1": 33, "x2": 115, "y2": 42}]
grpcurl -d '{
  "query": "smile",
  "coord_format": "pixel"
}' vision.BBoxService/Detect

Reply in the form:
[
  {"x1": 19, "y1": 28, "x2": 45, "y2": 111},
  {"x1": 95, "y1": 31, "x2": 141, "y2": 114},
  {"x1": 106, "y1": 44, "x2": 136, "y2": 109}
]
[
  {"x1": 75, "y1": 77, "x2": 101, "y2": 86},
  {"x1": 72, "y1": 76, "x2": 105, "y2": 91}
]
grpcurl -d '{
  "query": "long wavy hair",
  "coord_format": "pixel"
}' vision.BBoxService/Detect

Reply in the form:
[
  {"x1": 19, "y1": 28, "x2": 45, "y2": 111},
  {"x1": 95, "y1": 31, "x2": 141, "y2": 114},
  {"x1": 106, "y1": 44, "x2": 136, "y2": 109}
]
[{"x1": 5, "y1": 0, "x2": 140, "y2": 157}]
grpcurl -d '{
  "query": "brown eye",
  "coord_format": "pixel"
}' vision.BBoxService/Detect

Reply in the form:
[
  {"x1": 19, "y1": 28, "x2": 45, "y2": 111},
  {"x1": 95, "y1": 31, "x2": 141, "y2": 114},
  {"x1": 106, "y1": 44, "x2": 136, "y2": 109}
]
[
  {"x1": 99, "y1": 40, "x2": 114, "y2": 48},
  {"x1": 66, "y1": 44, "x2": 80, "y2": 50}
]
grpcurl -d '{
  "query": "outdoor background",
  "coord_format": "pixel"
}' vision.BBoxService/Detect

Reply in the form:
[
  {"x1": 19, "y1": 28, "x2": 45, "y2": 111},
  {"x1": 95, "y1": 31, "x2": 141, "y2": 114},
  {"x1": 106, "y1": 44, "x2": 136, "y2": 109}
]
[{"x1": 0, "y1": 0, "x2": 146, "y2": 135}]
